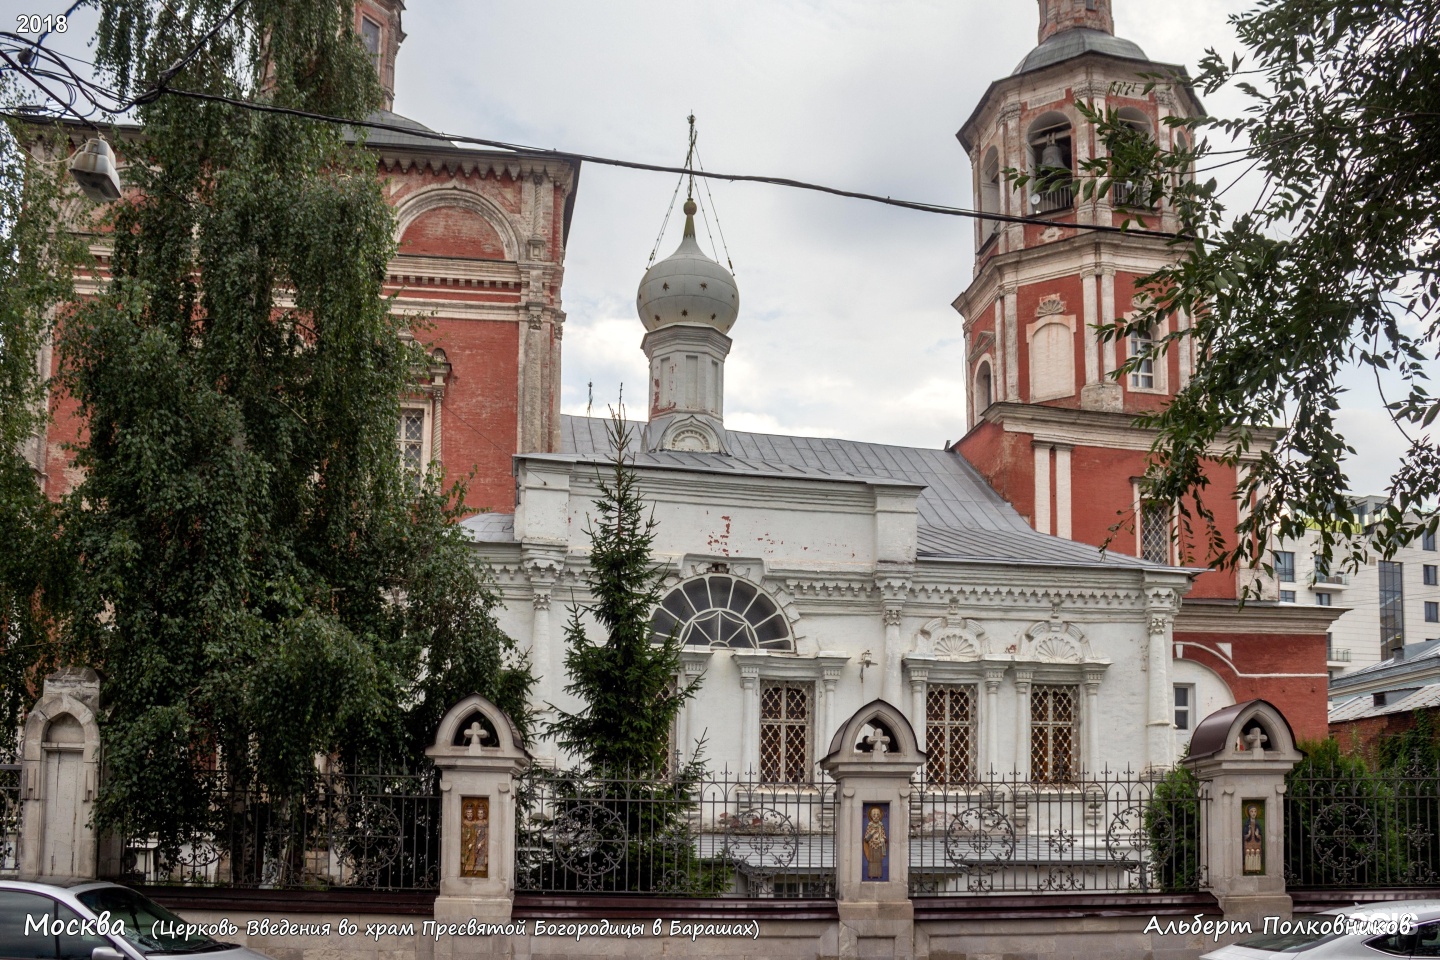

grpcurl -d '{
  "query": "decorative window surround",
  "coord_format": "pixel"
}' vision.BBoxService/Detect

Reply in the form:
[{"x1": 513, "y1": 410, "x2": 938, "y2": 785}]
[
  {"x1": 1026, "y1": 310, "x2": 1077, "y2": 402},
  {"x1": 733, "y1": 650, "x2": 850, "y2": 781},
  {"x1": 904, "y1": 612, "x2": 1110, "y2": 778}
]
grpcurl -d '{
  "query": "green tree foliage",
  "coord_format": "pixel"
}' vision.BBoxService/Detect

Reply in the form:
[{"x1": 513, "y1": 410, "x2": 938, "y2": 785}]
[
  {"x1": 54, "y1": 0, "x2": 531, "y2": 859},
  {"x1": 0, "y1": 97, "x2": 84, "y2": 760},
  {"x1": 528, "y1": 415, "x2": 721, "y2": 893},
  {"x1": 1079, "y1": 0, "x2": 1440, "y2": 577},
  {"x1": 549, "y1": 414, "x2": 698, "y2": 774},
  {"x1": 1144, "y1": 762, "x2": 1203, "y2": 893}
]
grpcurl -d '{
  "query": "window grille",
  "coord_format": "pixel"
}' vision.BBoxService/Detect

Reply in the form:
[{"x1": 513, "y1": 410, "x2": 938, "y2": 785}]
[
  {"x1": 1140, "y1": 501, "x2": 1170, "y2": 564},
  {"x1": 1275, "y1": 551, "x2": 1296, "y2": 582},
  {"x1": 1030, "y1": 684, "x2": 1078, "y2": 784},
  {"x1": 398, "y1": 408, "x2": 425, "y2": 473},
  {"x1": 924, "y1": 685, "x2": 976, "y2": 785},
  {"x1": 760, "y1": 682, "x2": 812, "y2": 784},
  {"x1": 1280, "y1": 590, "x2": 1296, "y2": 603}
]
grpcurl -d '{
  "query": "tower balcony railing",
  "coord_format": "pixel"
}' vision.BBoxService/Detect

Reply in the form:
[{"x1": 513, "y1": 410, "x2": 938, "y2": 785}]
[
  {"x1": 1110, "y1": 181, "x2": 1154, "y2": 209},
  {"x1": 1033, "y1": 182, "x2": 1074, "y2": 215}
]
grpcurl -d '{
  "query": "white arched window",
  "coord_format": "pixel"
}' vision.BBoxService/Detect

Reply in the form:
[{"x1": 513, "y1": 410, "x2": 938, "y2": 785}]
[
  {"x1": 1026, "y1": 112, "x2": 1075, "y2": 215},
  {"x1": 979, "y1": 147, "x2": 1002, "y2": 240},
  {"x1": 650, "y1": 574, "x2": 793, "y2": 651},
  {"x1": 1112, "y1": 107, "x2": 1154, "y2": 208},
  {"x1": 974, "y1": 359, "x2": 994, "y2": 418}
]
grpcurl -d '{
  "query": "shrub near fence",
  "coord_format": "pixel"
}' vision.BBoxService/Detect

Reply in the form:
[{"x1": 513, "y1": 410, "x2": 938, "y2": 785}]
[
  {"x1": 1285, "y1": 740, "x2": 1440, "y2": 888},
  {"x1": 515, "y1": 767, "x2": 837, "y2": 898},
  {"x1": 101, "y1": 766, "x2": 441, "y2": 891}
]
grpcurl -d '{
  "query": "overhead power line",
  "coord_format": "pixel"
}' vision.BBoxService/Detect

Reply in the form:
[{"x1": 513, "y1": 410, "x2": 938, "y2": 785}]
[
  {"x1": 0, "y1": 23, "x2": 1188, "y2": 242},
  {"x1": 149, "y1": 84, "x2": 1187, "y2": 241}
]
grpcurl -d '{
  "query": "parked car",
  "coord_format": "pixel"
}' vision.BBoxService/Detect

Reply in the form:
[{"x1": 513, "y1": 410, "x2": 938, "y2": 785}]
[
  {"x1": 1201, "y1": 900, "x2": 1440, "y2": 959},
  {"x1": 0, "y1": 879, "x2": 273, "y2": 959}
]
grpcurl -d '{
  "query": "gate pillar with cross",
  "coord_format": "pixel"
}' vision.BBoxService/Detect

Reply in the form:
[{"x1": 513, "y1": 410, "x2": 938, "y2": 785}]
[
  {"x1": 1185, "y1": 699, "x2": 1303, "y2": 926},
  {"x1": 820, "y1": 699, "x2": 925, "y2": 960},
  {"x1": 425, "y1": 694, "x2": 531, "y2": 937}
]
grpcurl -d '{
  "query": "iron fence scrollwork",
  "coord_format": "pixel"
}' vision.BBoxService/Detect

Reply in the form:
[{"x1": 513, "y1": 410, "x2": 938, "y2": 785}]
[
  {"x1": 101, "y1": 767, "x2": 441, "y2": 890},
  {"x1": 909, "y1": 768, "x2": 1206, "y2": 896},
  {"x1": 515, "y1": 768, "x2": 836, "y2": 898}
]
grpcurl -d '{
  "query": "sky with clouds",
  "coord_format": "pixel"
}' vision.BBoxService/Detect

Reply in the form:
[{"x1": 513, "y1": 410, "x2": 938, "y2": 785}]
[{"x1": 11, "y1": 0, "x2": 1420, "y2": 498}]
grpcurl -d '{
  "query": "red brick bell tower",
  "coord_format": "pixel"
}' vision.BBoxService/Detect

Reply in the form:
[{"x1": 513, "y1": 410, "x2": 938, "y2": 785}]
[{"x1": 951, "y1": 0, "x2": 1336, "y2": 739}]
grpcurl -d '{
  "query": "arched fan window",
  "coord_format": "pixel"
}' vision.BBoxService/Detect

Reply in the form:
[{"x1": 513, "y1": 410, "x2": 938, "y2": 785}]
[{"x1": 650, "y1": 575, "x2": 793, "y2": 651}]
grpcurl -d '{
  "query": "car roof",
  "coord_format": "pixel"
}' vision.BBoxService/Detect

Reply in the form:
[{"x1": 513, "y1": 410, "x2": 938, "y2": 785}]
[
  {"x1": 1314, "y1": 900, "x2": 1440, "y2": 920},
  {"x1": 0, "y1": 878, "x2": 125, "y2": 893}
]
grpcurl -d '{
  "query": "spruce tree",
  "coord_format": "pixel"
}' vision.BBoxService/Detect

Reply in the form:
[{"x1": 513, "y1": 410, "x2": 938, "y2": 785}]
[{"x1": 549, "y1": 413, "x2": 698, "y2": 774}]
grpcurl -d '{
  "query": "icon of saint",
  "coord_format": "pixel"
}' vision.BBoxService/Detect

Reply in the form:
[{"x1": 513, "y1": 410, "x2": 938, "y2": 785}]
[
  {"x1": 1243, "y1": 803, "x2": 1263, "y2": 874},
  {"x1": 461, "y1": 798, "x2": 489, "y2": 878},
  {"x1": 863, "y1": 807, "x2": 888, "y2": 880}
]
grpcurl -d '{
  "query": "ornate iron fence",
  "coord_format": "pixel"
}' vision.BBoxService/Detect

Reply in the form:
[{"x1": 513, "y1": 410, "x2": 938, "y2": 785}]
[
  {"x1": 99, "y1": 767, "x2": 440, "y2": 891},
  {"x1": 909, "y1": 768, "x2": 1206, "y2": 895},
  {"x1": 1285, "y1": 761, "x2": 1440, "y2": 888},
  {"x1": 0, "y1": 764, "x2": 19, "y2": 876},
  {"x1": 515, "y1": 768, "x2": 836, "y2": 897}
]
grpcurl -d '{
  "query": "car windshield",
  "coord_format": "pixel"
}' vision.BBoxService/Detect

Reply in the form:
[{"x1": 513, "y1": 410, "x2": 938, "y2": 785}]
[{"x1": 76, "y1": 886, "x2": 225, "y2": 955}]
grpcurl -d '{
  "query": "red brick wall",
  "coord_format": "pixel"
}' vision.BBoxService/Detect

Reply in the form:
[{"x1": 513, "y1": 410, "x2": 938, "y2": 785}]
[
  {"x1": 429, "y1": 317, "x2": 519, "y2": 514},
  {"x1": 1176, "y1": 630, "x2": 1330, "y2": 741},
  {"x1": 1329, "y1": 709, "x2": 1438, "y2": 763},
  {"x1": 400, "y1": 207, "x2": 507, "y2": 260}
]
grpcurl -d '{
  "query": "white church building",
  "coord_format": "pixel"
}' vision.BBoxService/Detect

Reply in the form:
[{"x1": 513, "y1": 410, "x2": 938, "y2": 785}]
[{"x1": 464, "y1": 199, "x2": 1202, "y2": 783}]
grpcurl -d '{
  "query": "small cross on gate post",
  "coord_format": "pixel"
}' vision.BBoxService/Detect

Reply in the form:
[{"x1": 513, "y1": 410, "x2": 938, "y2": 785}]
[
  {"x1": 863, "y1": 731, "x2": 891, "y2": 756},
  {"x1": 1244, "y1": 727, "x2": 1268, "y2": 755},
  {"x1": 464, "y1": 721, "x2": 491, "y2": 754}
]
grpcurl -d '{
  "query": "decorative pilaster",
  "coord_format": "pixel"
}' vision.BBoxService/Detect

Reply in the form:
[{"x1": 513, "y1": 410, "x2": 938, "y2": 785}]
[
  {"x1": 1082, "y1": 666, "x2": 1105, "y2": 774},
  {"x1": 1032, "y1": 442, "x2": 1052, "y2": 534},
  {"x1": 1003, "y1": 284, "x2": 1020, "y2": 401},
  {"x1": 738, "y1": 658, "x2": 761, "y2": 778},
  {"x1": 679, "y1": 649, "x2": 712, "y2": 764},
  {"x1": 822, "y1": 659, "x2": 845, "y2": 746},
  {"x1": 1145, "y1": 587, "x2": 1179, "y2": 773},
  {"x1": 983, "y1": 666, "x2": 1006, "y2": 774},
  {"x1": 876, "y1": 571, "x2": 911, "y2": 704},
  {"x1": 522, "y1": 550, "x2": 564, "y2": 712},
  {"x1": 1100, "y1": 267, "x2": 1117, "y2": 377},
  {"x1": 1013, "y1": 667, "x2": 1034, "y2": 780},
  {"x1": 906, "y1": 664, "x2": 930, "y2": 748},
  {"x1": 1054, "y1": 444, "x2": 1073, "y2": 539}
]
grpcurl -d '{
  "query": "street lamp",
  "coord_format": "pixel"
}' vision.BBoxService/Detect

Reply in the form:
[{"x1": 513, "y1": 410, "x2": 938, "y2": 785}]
[{"x1": 67, "y1": 138, "x2": 121, "y2": 202}]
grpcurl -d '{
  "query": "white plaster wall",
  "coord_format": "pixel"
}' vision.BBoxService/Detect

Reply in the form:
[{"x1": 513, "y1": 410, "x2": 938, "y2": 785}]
[{"x1": 1170, "y1": 658, "x2": 1235, "y2": 758}]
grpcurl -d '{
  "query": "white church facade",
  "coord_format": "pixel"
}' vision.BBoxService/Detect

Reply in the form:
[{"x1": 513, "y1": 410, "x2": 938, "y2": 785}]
[{"x1": 464, "y1": 198, "x2": 1205, "y2": 782}]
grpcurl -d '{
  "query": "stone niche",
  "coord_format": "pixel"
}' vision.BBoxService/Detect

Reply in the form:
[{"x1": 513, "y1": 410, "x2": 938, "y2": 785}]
[{"x1": 20, "y1": 668, "x2": 102, "y2": 878}]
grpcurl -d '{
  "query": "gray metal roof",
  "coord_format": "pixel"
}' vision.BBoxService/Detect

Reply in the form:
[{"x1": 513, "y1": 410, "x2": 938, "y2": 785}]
[
  {"x1": 537, "y1": 416, "x2": 1168, "y2": 572},
  {"x1": 348, "y1": 110, "x2": 455, "y2": 149},
  {"x1": 1330, "y1": 639, "x2": 1440, "y2": 690},
  {"x1": 1330, "y1": 683, "x2": 1440, "y2": 723},
  {"x1": 1013, "y1": 28, "x2": 1149, "y2": 76}
]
